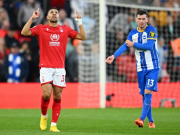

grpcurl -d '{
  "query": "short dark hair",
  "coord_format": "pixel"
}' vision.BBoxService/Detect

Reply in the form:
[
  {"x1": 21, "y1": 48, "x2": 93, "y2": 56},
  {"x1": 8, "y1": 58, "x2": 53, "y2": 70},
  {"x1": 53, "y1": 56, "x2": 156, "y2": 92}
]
[
  {"x1": 47, "y1": 7, "x2": 58, "y2": 13},
  {"x1": 136, "y1": 9, "x2": 148, "y2": 18}
]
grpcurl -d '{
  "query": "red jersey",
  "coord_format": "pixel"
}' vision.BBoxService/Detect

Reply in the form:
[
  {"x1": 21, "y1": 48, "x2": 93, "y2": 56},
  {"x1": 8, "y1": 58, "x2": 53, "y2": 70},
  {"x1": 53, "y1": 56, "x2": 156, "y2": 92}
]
[{"x1": 30, "y1": 24, "x2": 78, "y2": 68}]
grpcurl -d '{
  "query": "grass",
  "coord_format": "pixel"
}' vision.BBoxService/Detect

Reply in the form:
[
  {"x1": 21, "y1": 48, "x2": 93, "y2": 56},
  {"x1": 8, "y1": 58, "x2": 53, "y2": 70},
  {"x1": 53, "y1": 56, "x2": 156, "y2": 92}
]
[{"x1": 0, "y1": 108, "x2": 180, "y2": 135}]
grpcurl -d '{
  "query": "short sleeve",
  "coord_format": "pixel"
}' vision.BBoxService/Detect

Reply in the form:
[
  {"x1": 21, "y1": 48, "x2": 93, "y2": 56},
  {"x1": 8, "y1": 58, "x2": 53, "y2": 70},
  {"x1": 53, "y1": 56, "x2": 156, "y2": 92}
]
[
  {"x1": 127, "y1": 30, "x2": 132, "y2": 41},
  {"x1": 147, "y1": 26, "x2": 157, "y2": 40},
  {"x1": 30, "y1": 25, "x2": 41, "y2": 36},
  {"x1": 67, "y1": 26, "x2": 78, "y2": 39}
]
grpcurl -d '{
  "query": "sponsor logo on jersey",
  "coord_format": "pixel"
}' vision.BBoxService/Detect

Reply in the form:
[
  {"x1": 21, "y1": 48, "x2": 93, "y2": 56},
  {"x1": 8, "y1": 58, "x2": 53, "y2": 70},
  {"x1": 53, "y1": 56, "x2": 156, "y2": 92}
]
[
  {"x1": 143, "y1": 35, "x2": 146, "y2": 39},
  {"x1": 50, "y1": 34, "x2": 60, "y2": 41},
  {"x1": 150, "y1": 31, "x2": 155, "y2": 37},
  {"x1": 49, "y1": 34, "x2": 60, "y2": 46}
]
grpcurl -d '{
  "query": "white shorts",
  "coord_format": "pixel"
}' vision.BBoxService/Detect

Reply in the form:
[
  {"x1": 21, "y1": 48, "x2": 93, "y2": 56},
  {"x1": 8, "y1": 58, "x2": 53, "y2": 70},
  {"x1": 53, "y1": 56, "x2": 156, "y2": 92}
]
[{"x1": 40, "y1": 67, "x2": 66, "y2": 88}]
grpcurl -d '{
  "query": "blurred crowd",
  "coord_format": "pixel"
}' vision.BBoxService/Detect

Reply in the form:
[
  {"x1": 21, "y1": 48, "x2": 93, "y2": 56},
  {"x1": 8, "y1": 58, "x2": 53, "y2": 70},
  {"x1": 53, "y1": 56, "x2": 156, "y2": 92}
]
[{"x1": 0, "y1": 0, "x2": 180, "y2": 83}]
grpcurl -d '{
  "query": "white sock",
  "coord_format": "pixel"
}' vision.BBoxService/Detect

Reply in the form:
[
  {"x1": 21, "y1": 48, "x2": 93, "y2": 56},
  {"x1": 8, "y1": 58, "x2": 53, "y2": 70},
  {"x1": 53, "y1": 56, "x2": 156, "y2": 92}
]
[
  {"x1": 51, "y1": 122, "x2": 57, "y2": 126},
  {"x1": 41, "y1": 114, "x2": 48, "y2": 118}
]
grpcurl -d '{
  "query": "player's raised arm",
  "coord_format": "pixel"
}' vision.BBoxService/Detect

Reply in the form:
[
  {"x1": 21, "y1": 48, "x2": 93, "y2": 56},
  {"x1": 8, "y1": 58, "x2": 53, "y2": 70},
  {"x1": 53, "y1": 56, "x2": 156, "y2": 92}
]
[
  {"x1": 74, "y1": 11, "x2": 86, "y2": 40},
  {"x1": 21, "y1": 8, "x2": 40, "y2": 36}
]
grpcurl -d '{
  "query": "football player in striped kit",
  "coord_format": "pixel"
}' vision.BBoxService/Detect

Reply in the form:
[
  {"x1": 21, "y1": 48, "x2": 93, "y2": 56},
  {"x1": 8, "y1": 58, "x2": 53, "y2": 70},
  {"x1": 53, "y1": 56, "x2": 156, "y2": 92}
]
[{"x1": 106, "y1": 9, "x2": 159, "y2": 128}]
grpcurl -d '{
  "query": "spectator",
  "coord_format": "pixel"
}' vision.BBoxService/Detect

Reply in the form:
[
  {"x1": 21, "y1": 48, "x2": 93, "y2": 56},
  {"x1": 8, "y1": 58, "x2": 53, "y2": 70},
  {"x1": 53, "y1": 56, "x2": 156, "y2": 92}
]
[
  {"x1": 19, "y1": 40, "x2": 33, "y2": 82},
  {"x1": 0, "y1": 19, "x2": 10, "y2": 37},
  {"x1": 0, "y1": 37, "x2": 5, "y2": 82},
  {"x1": 90, "y1": 43, "x2": 99, "y2": 82},
  {"x1": 148, "y1": 0, "x2": 169, "y2": 27},
  {"x1": 65, "y1": 38, "x2": 74, "y2": 81},
  {"x1": 136, "y1": 0, "x2": 152, "y2": 5},
  {"x1": 70, "y1": 0, "x2": 89, "y2": 17},
  {"x1": 3, "y1": 41, "x2": 29, "y2": 83},
  {"x1": 17, "y1": 0, "x2": 44, "y2": 28},
  {"x1": 159, "y1": 15, "x2": 180, "y2": 45},
  {"x1": 106, "y1": 29, "x2": 129, "y2": 82},
  {"x1": 4, "y1": 26, "x2": 19, "y2": 54},
  {"x1": 3, "y1": 0, "x2": 18, "y2": 28},
  {"x1": 20, "y1": 40, "x2": 31, "y2": 61},
  {"x1": 167, "y1": 38, "x2": 180, "y2": 82},
  {"x1": 68, "y1": 39, "x2": 84, "y2": 82},
  {"x1": 58, "y1": 9, "x2": 77, "y2": 30},
  {"x1": 50, "y1": 0, "x2": 65, "y2": 9},
  {"x1": 157, "y1": 37, "x2": 167, "y2": 82},
  {"x1": 0, "y1": 9, "x2": 9, "y2": 28},
  {"x1": 129, "y1": 8, "x2": 138, "y2": 29},
  {"x1": 0, "y1": 0, "x2": 4, "y2": 12},
  {"x1": 148, "y1": 16, "x2": 157, "y2": 27},
  {"x1": 29, "y1": 36, "x2": 40, "y2": 82},
  {"x1": 107, "y1": 13, "x2": 133, "y2": 35},
  {"x1": 164, "y1": 0, "x2": 179, "y2": 22},
  {"x1": 65, "y1": 0, "x2": 72, "y2": 18}
]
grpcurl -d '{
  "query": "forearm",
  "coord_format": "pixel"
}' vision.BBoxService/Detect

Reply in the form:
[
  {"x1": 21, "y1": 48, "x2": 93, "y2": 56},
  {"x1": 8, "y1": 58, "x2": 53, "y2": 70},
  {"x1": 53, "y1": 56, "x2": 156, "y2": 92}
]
[
  {"x1": 78, "y1": 25, "x2": 86, "y2": 40},
  {"x1": 134, "y1": 40, "x2": 155, "y2": 50},
  {"x1": 114, "y1": 43, "x2": 128, "y2": 58},
  {"x1": 21, "y1": 17, "x2": 34, "y2": 36}
]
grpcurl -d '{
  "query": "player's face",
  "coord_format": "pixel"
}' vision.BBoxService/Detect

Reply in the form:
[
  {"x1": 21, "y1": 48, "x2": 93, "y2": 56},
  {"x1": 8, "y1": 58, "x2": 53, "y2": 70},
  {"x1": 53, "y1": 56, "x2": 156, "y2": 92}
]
[
  {"x1": 47, "y1": 9, "x2": 59, "y2": 23},
  {"x1": 136, "y1": 14, "x2": 148, "y2": 29}
]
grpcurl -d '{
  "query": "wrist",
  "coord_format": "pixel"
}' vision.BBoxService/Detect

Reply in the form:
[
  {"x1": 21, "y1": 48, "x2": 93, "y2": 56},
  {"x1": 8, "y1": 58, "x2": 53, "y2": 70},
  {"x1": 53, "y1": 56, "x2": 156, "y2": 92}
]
[
  {"x1": 31, "y1": 17, "x2": 35, "y2": 21},
  {"x1": 112, "y1": 54, "x2": 115, "y2": 59},
  {"x1": 75, "y1": 18, "x2": 82, "y2": 26}
]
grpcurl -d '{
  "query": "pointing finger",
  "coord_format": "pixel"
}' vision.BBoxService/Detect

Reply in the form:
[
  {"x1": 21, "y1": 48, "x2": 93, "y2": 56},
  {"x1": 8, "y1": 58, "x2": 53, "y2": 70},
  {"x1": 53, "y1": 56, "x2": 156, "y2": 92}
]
[{"x1": 74, "y1": 10, "x2": 77, "y2": 17}]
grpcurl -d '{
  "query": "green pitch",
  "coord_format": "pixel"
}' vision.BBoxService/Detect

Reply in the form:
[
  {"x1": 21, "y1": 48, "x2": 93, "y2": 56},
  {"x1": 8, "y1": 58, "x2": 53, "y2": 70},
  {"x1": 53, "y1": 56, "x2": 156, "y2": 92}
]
[{"x1": 0, "y1": 108, "x2": 179, "y2": 135}]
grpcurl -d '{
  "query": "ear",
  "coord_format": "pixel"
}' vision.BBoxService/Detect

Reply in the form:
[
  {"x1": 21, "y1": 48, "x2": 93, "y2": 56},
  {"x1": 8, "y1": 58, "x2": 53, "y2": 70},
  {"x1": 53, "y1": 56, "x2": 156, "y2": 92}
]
[
  {"x1": 46, "y1": 15, "x2": 48, "y2": 20},
  {"x1": 135, "y1": 17, "x2": 137, "y2": 22},
  {"x1": 147, "y1": 18, "x2": 149, "y2": 23}
]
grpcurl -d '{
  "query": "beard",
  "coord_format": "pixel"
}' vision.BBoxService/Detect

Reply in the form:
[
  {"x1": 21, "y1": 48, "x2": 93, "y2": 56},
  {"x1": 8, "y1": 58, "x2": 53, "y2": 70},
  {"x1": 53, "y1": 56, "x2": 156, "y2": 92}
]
[
  {"x1": 140, "y1": 23, "x2": 146, "y2": 28},
  {"x1": 50, "y1": 20, "x2": 58, "y2": 23}
]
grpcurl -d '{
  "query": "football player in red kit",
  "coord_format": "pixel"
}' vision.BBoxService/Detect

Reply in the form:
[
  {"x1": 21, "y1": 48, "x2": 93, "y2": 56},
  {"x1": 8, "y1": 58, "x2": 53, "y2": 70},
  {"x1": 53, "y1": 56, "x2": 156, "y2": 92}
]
[{"x1": 21, "y1": 7, "x2": 86, "y2": 132}]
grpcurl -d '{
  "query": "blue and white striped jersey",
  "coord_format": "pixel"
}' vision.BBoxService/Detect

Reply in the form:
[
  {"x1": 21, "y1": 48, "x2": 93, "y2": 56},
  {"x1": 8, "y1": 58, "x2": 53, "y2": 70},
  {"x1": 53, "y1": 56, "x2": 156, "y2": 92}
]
[{"x1": 127, "y1": 25, "x2": 160, "y2": 72}]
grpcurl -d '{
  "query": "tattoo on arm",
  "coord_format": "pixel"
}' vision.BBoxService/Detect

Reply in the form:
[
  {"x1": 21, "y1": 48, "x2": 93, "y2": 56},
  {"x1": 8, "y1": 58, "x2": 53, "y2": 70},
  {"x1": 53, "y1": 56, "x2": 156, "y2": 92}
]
[{"x1": 32, "y1": 18, "x2": 35, "y2": 21}]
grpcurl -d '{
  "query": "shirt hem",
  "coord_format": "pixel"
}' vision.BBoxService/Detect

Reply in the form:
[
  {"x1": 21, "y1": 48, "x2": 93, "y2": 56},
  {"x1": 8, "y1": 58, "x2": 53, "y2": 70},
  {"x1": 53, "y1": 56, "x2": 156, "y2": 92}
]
[{"x1": 39, "y1": 65, "x2": 65, "y2": 68}]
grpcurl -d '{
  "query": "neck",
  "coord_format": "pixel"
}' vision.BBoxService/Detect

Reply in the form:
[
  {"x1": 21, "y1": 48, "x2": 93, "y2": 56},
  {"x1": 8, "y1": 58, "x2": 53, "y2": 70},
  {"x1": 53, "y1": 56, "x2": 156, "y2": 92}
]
[
  {"x1": 138, "y1": 26, "x2": 146, "y2": 30},
  {"x1": 49, "y1": 22, "x2": 58, "y2": 27},
  {"x1": 139, "y1": 26, "x2": 146, "y2": 30}
]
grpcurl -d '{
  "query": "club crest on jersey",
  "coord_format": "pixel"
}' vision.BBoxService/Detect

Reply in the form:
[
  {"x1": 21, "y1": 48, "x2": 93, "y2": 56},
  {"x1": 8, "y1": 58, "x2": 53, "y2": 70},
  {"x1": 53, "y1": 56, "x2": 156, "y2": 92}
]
[
  {"x1": 50, "y1": 34, "x2": 60, "y2": 41},
  {"x1": 150, "y1": 31, "x2": 155, "y2": 37},
  {"x1": 60, "y1": 27, "x2": 63, "y2": 32}
]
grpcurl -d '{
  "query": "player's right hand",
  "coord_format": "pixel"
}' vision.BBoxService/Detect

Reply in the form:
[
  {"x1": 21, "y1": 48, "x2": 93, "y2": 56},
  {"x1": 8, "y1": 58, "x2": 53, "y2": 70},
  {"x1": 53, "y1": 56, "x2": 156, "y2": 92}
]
[
  {"x1": 105, "y1": 55, "x2": 115, "y2": 64},
  {"x1": 32, "y1": 8, "x2": 40, "y2": 20}
]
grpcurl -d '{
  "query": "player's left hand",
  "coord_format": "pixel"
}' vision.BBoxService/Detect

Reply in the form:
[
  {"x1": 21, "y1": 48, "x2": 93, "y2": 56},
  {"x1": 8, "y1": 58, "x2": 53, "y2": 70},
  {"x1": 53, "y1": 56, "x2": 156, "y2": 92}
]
[{"x1": 126, "y1": 40, "x2": 134, "y2": 47}]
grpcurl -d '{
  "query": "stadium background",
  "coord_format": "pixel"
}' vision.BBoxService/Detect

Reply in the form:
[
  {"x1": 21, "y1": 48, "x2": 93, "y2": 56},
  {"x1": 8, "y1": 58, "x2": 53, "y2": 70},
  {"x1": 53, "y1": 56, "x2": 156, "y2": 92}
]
[{"x1": 0, "y1": 0, "x2": 180, "y2": 108}]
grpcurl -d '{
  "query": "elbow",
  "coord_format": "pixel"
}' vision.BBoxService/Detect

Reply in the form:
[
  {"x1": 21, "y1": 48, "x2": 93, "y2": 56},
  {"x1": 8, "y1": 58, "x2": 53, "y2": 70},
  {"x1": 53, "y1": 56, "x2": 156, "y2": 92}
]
[
  {"x1": 82, "y1": 35, "x2": 87, "y2": 40},
  {"x1": 82, "y1": 37, "x2": 86, "y2": 41},
  {"x1": 21, "y1": 31, "x2": 26, "y2": 36},
  {"x1": 148, "y1": 45, "x2": 154, "y2": 50}
]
